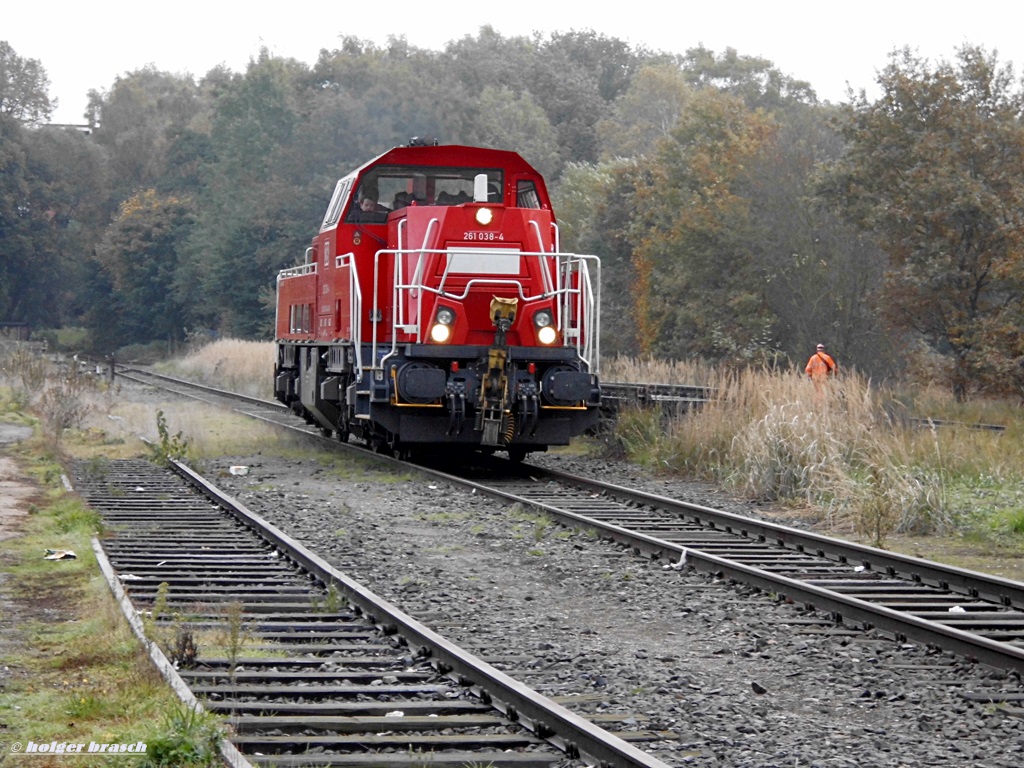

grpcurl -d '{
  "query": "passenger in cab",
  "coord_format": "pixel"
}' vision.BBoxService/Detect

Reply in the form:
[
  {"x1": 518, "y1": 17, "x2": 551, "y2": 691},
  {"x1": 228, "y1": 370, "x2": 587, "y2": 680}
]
[{"x1": 350, "y1": 191, "x2": 388, "y2": 223}]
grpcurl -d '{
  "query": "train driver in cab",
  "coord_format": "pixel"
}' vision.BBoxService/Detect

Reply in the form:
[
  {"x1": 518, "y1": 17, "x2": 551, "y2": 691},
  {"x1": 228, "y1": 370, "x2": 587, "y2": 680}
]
[{"x1": 350, "y1": 186, "x2": 388, "y2": 223}]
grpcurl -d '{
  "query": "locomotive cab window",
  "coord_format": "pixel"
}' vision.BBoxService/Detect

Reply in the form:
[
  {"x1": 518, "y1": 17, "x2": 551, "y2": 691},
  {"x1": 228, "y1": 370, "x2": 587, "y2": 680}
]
[
  {"x1": 517, "y1": 180, "x2": 541, "y2": 209},
  {"x1": 321, "y1": 176, "x2": 355, "y2": 230},
  {"x1": 344, "y1": 166, "x2": 504, "y2": 223}
]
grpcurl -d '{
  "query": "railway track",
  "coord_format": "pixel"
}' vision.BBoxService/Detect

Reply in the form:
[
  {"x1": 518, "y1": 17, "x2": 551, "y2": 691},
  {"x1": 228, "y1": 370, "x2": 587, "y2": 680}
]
[
  {"x1": 78, "y1": 458, "x2": 671, "y2": 768},
  {"x1": 597, "y1": 382, "x2": 712, "y2": 416},
  {"x1": 113, "y1": 367, "x2": 1024, "y2": 680},
  {"x1": 446, "y1": 462, "x2": 1024, "y2": 680}
]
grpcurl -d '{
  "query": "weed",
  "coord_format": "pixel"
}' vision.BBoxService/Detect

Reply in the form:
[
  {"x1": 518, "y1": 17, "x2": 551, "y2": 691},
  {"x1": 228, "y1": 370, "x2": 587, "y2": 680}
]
[
  {"x1": 37, "y1": 361, "x2": 97, "y2": 438},
  {"x1": 143, "y1": 581, "x2": 197, "y2": 666},
  {"x1": 312, "y1": 583, "x2": 346, "y2": 614},
  {"x1": 149, "y1": 410, "x2": 192, "y2": 465},
  {"x1": 327, "y1": 583, "x2": 346, "y2": 613},
  {"x1": 144, "y1": 582, "x2": 171, "y2": 639},
  {"x1": 0, "y1": 348, "x2": 98, "y2": 442},
  {"x1": 222, "y1": 601, "x2": 247, "y2": 682},
  {"x1": 170, "y1": 624, "x2": 199, "y2": 669},
  {"x1": 140, "y1": 702, "x2": 224, "y2": 768},
  {"x1": 2, "y1": 345, "x2": 48, "y2": 406},
  {"x1": 153, "y1": 338, "x2": 275, "y2": 400},
  {"x1": 50, "y1": 496, "x2": 103, "y2": 534},
  {"x1": 1009, "y1": 511, "x2": 1024, "y2": 535},
  {"x1": 0, "y1": 447, "x2": 216, "y2": 760}
]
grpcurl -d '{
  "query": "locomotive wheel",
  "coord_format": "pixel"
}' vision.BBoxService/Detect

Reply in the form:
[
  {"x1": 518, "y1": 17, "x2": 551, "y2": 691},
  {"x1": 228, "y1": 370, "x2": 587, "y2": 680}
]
[
  {"x1": 371, "y1": 435, "x2": 393, "y2": 456},
  {"x1": 507, "y1": 447, "x2": 527, "y2": 463}
]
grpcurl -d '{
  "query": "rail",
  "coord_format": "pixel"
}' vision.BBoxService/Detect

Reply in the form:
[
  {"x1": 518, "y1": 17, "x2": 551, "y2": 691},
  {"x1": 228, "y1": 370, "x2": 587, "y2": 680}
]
[
  {"x1": 112, "y1": 368, "x2": 1024, "y2": 679},
  {"x1": 88, "y1": 457, "x2": 672, "y2": 768}
]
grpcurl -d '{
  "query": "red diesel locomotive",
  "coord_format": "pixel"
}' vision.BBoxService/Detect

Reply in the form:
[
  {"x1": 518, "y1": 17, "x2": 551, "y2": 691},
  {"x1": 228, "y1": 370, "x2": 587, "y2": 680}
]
[{"x1": 274, "y1": 142, "x2": 601, "y2": 459}]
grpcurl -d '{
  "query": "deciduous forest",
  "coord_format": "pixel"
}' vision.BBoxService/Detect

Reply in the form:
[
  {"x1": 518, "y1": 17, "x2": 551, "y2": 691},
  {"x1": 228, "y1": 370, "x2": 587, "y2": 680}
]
[{"x1": 2, "y1": 30, "x2": 1022, "y2": 399}]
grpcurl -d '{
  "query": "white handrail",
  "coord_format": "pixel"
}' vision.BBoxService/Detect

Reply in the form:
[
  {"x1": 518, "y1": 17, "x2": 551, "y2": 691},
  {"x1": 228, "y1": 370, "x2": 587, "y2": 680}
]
[
  {"x1": 370, "y1": 247, "x2": 600, "y2": 371},
  {"x1": 528, "y1": 219, "x2": 556, "y2": 297},
  {"x1": 280, "y1": 246, "x2": 600, "y2": 375}
]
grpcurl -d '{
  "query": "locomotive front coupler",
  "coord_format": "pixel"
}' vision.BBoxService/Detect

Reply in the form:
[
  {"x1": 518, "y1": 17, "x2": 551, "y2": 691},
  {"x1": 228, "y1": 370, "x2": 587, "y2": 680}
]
[
  {"x1": 477, "y1": 296, "x2": 518, "y2": 446},
  {"x1": 477, "y1": 345, "x2": 510, "y2": 446}
]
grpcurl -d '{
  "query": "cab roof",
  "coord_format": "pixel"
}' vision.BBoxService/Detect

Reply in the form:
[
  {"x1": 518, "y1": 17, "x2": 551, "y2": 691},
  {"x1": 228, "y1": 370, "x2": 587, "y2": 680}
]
[{"x1": 350, "y1": 144, "x2": 544, "y2": 179}]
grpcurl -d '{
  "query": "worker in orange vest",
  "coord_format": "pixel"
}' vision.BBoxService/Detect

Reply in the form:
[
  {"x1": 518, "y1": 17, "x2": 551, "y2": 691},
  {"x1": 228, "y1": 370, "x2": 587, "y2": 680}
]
[{"x1": 805, "y1": 343, "x2": 837, "y2": 381}]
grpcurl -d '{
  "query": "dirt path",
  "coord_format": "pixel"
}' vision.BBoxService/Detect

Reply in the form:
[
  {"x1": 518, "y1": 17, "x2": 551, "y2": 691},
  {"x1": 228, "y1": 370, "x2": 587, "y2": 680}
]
[{"x1": 0, "y1": 423, "x2": 35, "y2": 542}]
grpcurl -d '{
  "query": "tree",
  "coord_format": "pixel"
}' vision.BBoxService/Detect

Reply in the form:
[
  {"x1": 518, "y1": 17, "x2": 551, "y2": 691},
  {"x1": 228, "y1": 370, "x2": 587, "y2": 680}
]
[
  {"x1": 553, "y1": 159, "x2": 645, "y2": 357},
  {"x1": 597, "y1": 64, "x2": 694, "y2": 160},
  {"x1": 748, "y1": 102, "x2": 896, "y2": 374},
  {"x1": 180, "y1": 51, "x2": 311, "y2": 337},
  {"x1": 627, "y1": 89, "x2": 779, "y2": 361},
  {"x1": 94, "y1": 189, "x2": 192, "y2": 346},
  {"x1": 460, "y1": 86, "x2": 560, "y2": 178},
  {"x1": 88, "y1": 67, "x2": 203, "y2": 196},
  {"x1": 822, "y1": 45, "x2": 1024, "y2": 398},
  {"x1": 681, "y1": 45, "x2": 816, "y2": 110},
  {"x1": 546, "y1": 30, "x2": 647, "y2": 103},
  {"x1": 0, "y1": 116, "x2": 33, "y2": 323},
  {"x1": 0, "y1": 116, "x2": 109, "y2": 329},
  {"x1": 314, "y1": 36, "x2": 452, "y2": 154},
  {"x1": 0, "y1": 41, "x2": 54, "y2": 125}
]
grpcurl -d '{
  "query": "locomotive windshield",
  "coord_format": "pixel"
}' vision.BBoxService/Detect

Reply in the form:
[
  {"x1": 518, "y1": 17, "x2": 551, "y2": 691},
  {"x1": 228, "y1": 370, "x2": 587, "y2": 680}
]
[{"x1": 345, "y1": 165, "x2": 504, "y2": 223}]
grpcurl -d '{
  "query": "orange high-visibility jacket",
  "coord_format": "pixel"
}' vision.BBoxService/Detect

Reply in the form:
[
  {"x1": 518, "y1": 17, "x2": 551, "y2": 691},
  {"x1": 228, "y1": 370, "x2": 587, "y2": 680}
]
[{"x1": 805, "y1": 351, "x2": 836, "y2": 380}]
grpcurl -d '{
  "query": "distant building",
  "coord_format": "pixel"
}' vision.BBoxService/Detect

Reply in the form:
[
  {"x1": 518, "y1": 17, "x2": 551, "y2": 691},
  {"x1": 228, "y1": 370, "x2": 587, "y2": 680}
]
[
  {"x1": 42, "y1": 123, "x2": 92, "y2": 135},
  {"x1": 0, "y1": 323, "x2": 30, "y2": 341}
]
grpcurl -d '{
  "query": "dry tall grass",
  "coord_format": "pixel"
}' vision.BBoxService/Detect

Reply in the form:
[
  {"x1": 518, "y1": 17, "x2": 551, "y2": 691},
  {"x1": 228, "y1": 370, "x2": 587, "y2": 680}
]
[
  {"x1": 0, "y1": 347, "x2": 99, "y2": 445},
  {"x1": 61, "y1": 397, "x2": 291, "y2": 462},
  {"x1": 610, "y1": 364, "x2": 1024, "y2": 545},
  {"x1": 601, "y1": 355, "x2": 717, "y2": 386},
  {"x1": 155, "y1": 339, "x2": 276, "y2": 399}
]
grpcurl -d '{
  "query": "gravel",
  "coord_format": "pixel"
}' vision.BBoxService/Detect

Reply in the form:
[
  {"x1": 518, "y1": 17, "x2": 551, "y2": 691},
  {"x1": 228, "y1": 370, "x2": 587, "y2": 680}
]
[{"x1": 208, "y1": 446, "x2": 1024, "y2": 768}]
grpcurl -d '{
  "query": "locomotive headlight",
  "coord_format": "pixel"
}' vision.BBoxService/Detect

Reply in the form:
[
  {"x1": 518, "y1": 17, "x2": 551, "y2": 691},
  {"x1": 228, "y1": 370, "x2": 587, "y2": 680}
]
[
  {"x1": 475, "y1": 207, "x2": 493, "y2": 226},
  {"x1": 537, "y1": 326, "x2": 558, "y2": 345},
  {"x1": 431, "y1": 306, "x2": 455, "y2": 343},
  {"x1": 534, "y1": 309, "x2": 556, "y2": 344}
]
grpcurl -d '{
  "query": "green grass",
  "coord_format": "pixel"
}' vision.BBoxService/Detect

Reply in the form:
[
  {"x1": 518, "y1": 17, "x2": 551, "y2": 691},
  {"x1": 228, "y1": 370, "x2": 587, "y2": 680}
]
[{"x1": 0, "y1": 432, "x2": 225, "y2": 767}]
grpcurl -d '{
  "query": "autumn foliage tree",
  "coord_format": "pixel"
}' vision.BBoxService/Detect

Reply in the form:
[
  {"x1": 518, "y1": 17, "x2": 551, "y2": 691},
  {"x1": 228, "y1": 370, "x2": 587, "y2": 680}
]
[
  {"x1": 628, "y1": 88, "x2": 778, "y2": 360},
  {"x1": 822, "y1": 46, "x2": 1024, "y2": 399},
  {"x1": 94, "y1": 189, "x2": 193, "y2": 346}
]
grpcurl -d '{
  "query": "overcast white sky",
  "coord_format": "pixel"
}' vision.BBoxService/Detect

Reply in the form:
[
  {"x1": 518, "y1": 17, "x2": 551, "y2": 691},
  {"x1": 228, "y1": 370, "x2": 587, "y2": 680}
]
[{"x1": 7, "y1": 1, "x2": 1024, "y2": 124}]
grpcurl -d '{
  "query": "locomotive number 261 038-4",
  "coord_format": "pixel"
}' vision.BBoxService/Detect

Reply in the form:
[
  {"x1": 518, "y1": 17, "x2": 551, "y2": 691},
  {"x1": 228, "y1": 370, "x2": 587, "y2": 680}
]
[{"x1": 462, "y1": 231, "x2": 505, "y2": 241}]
